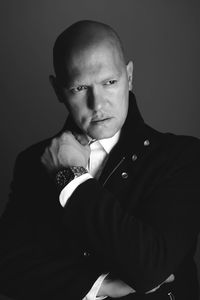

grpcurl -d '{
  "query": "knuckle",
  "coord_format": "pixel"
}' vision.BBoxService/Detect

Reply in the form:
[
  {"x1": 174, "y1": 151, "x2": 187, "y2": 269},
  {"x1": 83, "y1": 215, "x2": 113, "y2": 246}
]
[
  {"x1": 43, "y1": 148, "x2": 48, "y2": 157},
  {"x1": 60, "y1": 132, "x2": 67, "y2": 140},
  {"x1": 51, "y1": 138, "x2": 57, "y2": 146},
  {"x1": 60, "y1": 132, "x2": 72, "y2": 143}
]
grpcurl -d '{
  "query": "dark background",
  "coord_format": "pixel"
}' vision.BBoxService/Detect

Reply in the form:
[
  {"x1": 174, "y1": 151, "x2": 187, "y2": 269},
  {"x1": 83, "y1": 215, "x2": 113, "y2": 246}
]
[{"x1": 0, "y1": 0, "x2": 200, "y2": 295}]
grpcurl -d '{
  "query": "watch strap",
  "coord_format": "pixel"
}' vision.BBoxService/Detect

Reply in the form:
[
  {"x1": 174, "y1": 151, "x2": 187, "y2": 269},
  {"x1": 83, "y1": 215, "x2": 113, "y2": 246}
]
[{"x1": 55, "y1": 166, "x2": 88, "y2": 191}]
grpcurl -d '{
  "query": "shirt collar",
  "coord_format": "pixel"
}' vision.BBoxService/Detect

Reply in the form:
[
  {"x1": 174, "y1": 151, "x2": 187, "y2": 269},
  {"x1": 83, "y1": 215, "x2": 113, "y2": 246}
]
[{"x1": 98, "y1": 130, "x2": 121, "y2": 154}]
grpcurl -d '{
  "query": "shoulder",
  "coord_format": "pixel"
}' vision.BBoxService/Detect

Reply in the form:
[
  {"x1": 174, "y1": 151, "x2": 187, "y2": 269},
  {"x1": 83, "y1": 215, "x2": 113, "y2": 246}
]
[
  {"x1": 144, "y1": 124, "x2": 200, "y2": 174},
  {"x1": 18, "y1": 138, "x2": 51, "y2": 159},
  {"x1": 16, "y1": 120, "x2": 69, "y2": 165},
  {"x1": 147, "y1": 125, "x2": 200, "y2": 155},
  {"x1": 13, "y1": 137, "x2": 53, "y2": 174}
]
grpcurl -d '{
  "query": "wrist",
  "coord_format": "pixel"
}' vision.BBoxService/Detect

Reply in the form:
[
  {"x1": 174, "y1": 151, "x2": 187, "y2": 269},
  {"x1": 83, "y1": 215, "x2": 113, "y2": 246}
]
[{"x1": 55, "y1": 166, "x2": 88, "y2": 192}]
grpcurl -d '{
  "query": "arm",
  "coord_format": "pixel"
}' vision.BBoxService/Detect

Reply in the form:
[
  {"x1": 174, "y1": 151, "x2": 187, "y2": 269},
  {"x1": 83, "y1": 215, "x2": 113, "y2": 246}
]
[
  {"x1": 41, "y1": 132, "x2": 200, "y2": 293},
  {"x1": 62, "y1": 163, "x2": 200, "y2": 292},
  {"x1": 0, "y1": 145, "x2": 102, "y2": 300}
]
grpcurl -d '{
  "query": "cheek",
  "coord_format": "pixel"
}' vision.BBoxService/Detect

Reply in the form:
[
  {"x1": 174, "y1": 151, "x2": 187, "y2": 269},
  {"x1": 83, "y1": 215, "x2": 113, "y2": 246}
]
[
  {"x1": 114, "y1": 86, "x2": 129, "y2": 108},
  {"x1": 115, "y1": 90, "x2": 129, "y2": 120},
  {"x1": 67, "y1": 103, "x2": 89, "y2": 128},
  {"x1": 66, "y1": 99, "x2": 81, "y2": 116}
]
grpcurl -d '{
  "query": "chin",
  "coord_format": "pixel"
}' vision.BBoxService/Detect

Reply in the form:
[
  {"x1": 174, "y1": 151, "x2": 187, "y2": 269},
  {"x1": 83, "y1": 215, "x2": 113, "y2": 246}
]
[{"x1": 88, "y1": 128, "x2": 117, "y2": 140}]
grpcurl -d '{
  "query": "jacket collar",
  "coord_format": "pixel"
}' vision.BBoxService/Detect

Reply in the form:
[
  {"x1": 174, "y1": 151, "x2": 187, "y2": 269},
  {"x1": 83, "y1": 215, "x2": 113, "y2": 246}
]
[
  {"x1": 98, "y1": 92, "x2": 149, "y2": 184},
  {"x1": 118, "y1": 91, "x2": 145, "y2": 152},
  {"x1": 102, "y1": 91, "x2": 146, "y2": 157}
]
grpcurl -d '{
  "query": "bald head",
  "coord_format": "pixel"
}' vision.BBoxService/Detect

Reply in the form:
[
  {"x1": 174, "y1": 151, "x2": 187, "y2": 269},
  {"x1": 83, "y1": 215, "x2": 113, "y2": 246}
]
[{"x1": 53, "y1": 20, "x2": 125, "y2": 84}]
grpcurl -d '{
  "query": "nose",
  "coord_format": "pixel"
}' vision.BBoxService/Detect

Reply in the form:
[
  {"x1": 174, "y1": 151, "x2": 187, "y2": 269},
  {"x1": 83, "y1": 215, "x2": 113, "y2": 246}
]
[{"x1": 87, "y1": 86, "x2": 105, "y2": 111}]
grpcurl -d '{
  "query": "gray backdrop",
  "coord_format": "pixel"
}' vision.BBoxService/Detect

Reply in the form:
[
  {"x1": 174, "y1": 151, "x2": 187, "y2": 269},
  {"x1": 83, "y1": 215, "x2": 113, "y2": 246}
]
[{"x1": 0, "y1": 0, "x2": 199, "y2": 295}]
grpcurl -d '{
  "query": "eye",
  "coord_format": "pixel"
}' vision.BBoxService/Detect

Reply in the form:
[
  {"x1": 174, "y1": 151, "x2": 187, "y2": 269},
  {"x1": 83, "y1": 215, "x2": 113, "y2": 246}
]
[
  {"x1": 104, "y1": 79, "x2": 118, "y2": 86},
  {"x1": 70, "y1": 85, "x2": 88, "y2": 93}
]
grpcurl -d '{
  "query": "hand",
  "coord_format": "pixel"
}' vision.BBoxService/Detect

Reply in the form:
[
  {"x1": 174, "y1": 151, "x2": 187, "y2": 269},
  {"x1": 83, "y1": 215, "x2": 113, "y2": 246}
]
[
  {"x1": 97, "y1": 273, "x2": 175, "y2": 298},
  {"x1": 146, "y1": 273, "x2": 175, "y2": 294},
  {"x1": 41, "y1": 131, "x2": 90, "y2": 174},
  {"x1": 97, "y1": 277, "x2": 135, "y2": 298}
]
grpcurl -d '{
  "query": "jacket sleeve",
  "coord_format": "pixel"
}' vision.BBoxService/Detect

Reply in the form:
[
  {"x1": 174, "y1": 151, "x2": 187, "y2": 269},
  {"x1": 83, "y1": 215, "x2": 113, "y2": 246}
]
[
  {"x1": 61, "y1": 139, "x2": 200, "y2": 292},
  {"x1": 0, "y1": 151, "x2": 102, "y2": 300}
]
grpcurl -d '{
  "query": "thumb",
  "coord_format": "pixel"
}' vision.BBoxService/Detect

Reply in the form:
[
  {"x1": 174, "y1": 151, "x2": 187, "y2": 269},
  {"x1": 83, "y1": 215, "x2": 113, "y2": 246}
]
[{"x1": 73, "y1": 133, "x2": 90, "y2": 146}]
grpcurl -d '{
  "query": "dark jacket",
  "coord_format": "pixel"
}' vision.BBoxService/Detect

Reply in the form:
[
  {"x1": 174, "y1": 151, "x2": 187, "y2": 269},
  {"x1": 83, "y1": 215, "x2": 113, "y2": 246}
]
[{"x1": 0, "y1": 93, "x2": 200, "y2": 300}]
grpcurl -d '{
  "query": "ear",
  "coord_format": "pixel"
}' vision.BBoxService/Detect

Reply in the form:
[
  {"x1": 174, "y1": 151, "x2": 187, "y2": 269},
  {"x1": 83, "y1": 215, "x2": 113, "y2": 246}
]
[
  {"x1": 126, "y1": 61, "x2": 134, "y2": 91},
  {"x1": 49, "y1": 75, "x2": 64, "y2": 103}
]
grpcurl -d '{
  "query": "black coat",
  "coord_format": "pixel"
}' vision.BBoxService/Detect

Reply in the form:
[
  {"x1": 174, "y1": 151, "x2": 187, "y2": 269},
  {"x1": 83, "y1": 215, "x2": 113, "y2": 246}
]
[{"x1": 0, "y1": 93, "x2": 200, "y2": 300}]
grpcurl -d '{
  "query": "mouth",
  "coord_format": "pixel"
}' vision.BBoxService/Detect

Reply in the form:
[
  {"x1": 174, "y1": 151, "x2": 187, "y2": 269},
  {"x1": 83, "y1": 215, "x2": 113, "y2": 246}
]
[{"x1": 91, "y1": 117, "x2": 112, "y2": 124}]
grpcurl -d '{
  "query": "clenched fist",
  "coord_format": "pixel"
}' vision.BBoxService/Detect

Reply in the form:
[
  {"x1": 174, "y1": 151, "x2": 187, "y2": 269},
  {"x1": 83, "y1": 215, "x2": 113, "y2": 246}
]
[{"x1": 41, "y1": 131, "x2": 91, "y2": 174}]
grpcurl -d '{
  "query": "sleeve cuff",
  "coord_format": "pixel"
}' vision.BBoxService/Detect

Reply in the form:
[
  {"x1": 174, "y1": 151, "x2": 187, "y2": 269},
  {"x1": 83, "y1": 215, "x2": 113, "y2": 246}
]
[
  {"x1": 83, "y1": 273, "x2": 109, "y2": 300},
  {"x1": 59, "y1": 173, "x2": 93, "y2": 207}
]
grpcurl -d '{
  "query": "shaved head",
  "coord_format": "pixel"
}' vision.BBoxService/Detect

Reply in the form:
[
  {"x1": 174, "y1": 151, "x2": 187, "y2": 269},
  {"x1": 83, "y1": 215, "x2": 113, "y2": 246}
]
[
  {"x1": 53, "y1": 20, "x2": 125, "y2": 84},
  {"x1": 51, "y1": 20, "x2": 133, "y2": 139}
]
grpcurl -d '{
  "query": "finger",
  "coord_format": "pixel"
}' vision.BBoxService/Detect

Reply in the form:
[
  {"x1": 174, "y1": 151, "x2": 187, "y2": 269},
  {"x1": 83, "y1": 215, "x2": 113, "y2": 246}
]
[
  {"x1": 73, "y1": 132, "x2": 89, "y2": 146},
  {"x1": 41, "y1": 145, "x2": 57, "y2": 169},
  {"x1": 48, "y1": 147, "x2": 58, "y2": 166},
  {"x1": 41, "y1": 147, "x2": 49, "y2": 162},
  {"x1": 165, "y1": 274, "x2": 175, "y2": 283},
  {"x1": 146, "y1": 274, "x2": 175, "y2": 294},
  {"x1": 41, "y1": 150, "x2": 53, "y2": 171}
]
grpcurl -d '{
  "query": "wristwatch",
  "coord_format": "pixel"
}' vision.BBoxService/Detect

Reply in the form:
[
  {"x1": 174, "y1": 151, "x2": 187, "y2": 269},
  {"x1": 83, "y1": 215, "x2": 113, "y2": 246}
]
[{"x1": 55, "y1": 166, "x2": 88, "y2": 191}]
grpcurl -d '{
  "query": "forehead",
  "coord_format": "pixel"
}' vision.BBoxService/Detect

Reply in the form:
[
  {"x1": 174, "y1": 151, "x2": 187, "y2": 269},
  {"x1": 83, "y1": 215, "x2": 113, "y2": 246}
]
[{"x1": 65, "y1": 42, "x2": 124, "y2": 84}]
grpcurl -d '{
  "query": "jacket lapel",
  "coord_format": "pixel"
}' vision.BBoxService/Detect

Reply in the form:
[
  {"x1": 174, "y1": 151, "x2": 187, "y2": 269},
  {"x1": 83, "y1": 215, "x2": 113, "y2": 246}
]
[{"x1": 99, "y1": 92, "x2": 145, "y2": 185}]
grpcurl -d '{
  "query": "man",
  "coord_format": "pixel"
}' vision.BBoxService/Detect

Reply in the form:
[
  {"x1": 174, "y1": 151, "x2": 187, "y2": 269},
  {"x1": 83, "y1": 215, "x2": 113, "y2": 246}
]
[{"x1": 0, "y1": 20, "x2": 200, "y2": 300}]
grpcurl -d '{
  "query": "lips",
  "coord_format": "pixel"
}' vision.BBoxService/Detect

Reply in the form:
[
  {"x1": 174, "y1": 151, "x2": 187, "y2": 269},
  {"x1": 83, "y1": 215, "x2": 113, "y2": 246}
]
[
  {"x1": 91, "y1": 117, "x2": 112, "y2": 124},
  {"x1": 91, "y1": 114, "x2": 112, "y2": 122},
  {"x1": 92, "y1": 118, "x2": 109, "y2": 122}
]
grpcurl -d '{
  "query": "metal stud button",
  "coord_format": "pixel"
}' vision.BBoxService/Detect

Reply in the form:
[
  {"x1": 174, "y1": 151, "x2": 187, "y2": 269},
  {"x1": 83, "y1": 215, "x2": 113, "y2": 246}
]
[
  {"x1": 144, "y1": 139, "x2": 150, "y2": 146},
  {"x1": 132, "y1": 154, "x2": 137, "y2": 161},
  {"x1": 83, "y1": 251, "x2": 90, "y2": 257},
  {"x1": 121, "y1": 172, "x2": 128, "y2": 179}
]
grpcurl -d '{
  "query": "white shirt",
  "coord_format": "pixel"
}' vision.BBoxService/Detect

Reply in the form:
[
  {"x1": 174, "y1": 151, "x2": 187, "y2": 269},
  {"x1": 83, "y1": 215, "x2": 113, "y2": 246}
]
[{"x1": 59, "y1": 131, "x2": 121, "y2": 300}]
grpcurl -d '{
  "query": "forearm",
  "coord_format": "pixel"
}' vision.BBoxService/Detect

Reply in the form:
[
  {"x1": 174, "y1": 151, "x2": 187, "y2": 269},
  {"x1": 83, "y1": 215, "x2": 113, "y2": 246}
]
[{"x1": 62, "y1": 178, "x2": 200, "y2": 292}]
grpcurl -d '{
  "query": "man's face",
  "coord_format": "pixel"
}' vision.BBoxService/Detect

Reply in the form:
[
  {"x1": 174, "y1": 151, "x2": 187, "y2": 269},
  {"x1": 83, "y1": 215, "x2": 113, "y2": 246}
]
[{"x1": 57, "y1": 42, "x2": 133, "y2": 139}]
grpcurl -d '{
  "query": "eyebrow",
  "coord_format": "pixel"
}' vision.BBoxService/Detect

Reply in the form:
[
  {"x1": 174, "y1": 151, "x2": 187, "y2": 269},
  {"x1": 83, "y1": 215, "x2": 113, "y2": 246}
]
[
  {"x1": 67, "y1": 82, "x2": 87, "y2": 90},
  {"x1": 66, "y1": 70, "x2": 122, "y2": 89},
  {"x1": 101, "y1": 71, "x2": 122, "y2": 82}
]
